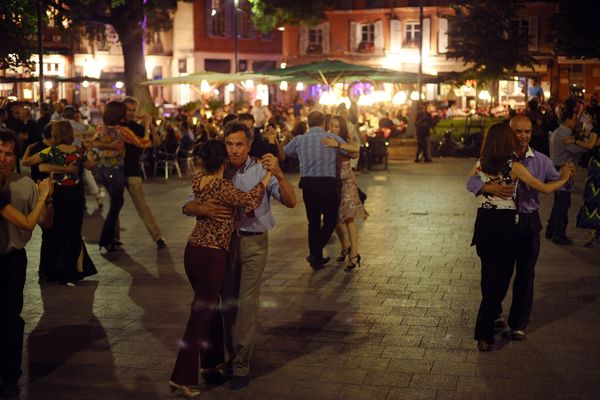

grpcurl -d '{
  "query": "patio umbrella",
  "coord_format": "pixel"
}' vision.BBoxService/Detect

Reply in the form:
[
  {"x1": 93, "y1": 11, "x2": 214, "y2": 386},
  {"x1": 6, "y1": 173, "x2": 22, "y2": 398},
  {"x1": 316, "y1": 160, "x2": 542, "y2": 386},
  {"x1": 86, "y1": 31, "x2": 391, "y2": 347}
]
[
  {"x1": 140, "y1": 71, "x2": 283, "y2": 86},
  {"x1": 262, "y1": 59, "x2": 436, "y2": 85}
]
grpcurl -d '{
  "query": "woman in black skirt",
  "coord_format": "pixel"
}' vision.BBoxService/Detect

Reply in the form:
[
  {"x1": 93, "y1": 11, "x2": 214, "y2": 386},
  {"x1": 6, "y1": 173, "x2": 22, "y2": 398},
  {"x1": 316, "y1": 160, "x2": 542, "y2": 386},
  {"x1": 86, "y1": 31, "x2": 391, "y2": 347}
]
[
  {"x1": 468, "y1": 123, "x2": 572, "y2": 352},
  {"x1": 23, "y1": 120, "x2": 97, "y2": 284}
]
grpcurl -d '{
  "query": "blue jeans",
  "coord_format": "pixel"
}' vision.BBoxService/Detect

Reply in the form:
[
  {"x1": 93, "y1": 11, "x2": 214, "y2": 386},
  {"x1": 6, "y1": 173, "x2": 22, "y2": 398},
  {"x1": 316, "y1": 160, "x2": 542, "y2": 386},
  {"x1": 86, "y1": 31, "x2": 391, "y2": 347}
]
[{"x1": 95, "y1": 167, "x2": 125, "y2": 247}]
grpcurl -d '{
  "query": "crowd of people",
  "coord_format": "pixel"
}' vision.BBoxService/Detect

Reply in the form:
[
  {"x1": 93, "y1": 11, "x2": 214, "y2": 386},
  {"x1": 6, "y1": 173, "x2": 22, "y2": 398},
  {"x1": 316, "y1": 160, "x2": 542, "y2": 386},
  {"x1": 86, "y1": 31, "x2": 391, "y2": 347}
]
[
  {"x1": 0, "y1": 95, "x2": 372, "y2": 397},
  {"x1": 1, "y1": 90, "x2": 599, "y2": 398}
]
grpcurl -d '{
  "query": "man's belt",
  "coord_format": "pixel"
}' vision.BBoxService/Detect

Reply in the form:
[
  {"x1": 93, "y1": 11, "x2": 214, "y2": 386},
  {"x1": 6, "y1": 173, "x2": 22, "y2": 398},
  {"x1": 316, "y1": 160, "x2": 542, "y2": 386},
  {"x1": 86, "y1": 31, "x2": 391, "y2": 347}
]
[{"x1": 236, "y1": 231, "x2": 264, "y2": 237}]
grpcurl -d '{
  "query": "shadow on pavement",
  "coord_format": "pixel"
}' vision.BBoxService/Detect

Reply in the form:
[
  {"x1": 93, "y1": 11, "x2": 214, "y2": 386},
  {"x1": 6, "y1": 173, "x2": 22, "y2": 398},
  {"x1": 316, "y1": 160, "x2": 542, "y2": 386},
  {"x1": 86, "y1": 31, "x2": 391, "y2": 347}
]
[{"x1": 25, "y1": 281, "x2": 161, "y2": 399}]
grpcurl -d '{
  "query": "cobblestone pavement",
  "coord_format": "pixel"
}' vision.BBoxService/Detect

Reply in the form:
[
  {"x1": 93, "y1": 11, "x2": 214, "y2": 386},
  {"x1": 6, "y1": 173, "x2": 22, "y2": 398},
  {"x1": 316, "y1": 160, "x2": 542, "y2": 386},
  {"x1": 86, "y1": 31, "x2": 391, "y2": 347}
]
[{"x1": 17, "y1": 158, "x2": 600, "y2": 400}]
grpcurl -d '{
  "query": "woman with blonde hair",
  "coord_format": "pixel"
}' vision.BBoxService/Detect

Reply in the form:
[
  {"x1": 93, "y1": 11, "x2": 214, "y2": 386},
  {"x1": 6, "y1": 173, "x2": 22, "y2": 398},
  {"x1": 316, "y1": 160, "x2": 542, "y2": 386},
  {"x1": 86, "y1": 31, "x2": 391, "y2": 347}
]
[
  {"x1": 23, "y1": 120, "x2": 97, "y2": 284},
  {"x1": 468, "y1": 123, "x2": 573, "y2": 351}
]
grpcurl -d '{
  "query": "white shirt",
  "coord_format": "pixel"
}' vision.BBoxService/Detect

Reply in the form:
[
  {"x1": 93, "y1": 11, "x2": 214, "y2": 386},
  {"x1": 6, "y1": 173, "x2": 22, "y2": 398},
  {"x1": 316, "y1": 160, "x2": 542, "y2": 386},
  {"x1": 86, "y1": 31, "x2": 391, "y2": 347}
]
[{"x1": 251, "y1": 106, "x2": 271, "y2": 128}]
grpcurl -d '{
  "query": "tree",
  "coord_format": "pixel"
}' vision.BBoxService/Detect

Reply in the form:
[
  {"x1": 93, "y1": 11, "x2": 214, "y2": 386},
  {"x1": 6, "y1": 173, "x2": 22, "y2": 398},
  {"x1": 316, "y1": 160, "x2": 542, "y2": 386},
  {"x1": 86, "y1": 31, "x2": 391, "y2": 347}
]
[
  {"x1": 249, "y1": 0, "x2": 334, "y2": 31},
  {"x1": 42, "y1": 0, "x2": 188, "y2": 111},
  {"x1": 445, "y1": 0, "x2": 537, "y2": 84},
  {"x1": 0, "y1": 0, "x2": 39, "y2": 70},
  {"x1": 552, "y1": 0, "x2": 600, "y2": 60}
]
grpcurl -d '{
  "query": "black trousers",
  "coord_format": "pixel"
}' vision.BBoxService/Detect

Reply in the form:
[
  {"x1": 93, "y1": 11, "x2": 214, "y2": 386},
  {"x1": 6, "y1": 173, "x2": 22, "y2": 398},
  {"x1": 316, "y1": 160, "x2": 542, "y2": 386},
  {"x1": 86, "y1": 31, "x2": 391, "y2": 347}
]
[
  {"x1": 300, "y1": 177, "x2": 339, "y2": 259},
  {"x1": 0, "y1": 249, "x2": 27, "y2": 386},
  {"x1": 415, "y1": 131, "x2": 430, "y2": 161},
  {"x1": 473, "y1": 209, "x2": 518, "y2": 343},
  {"x1": 40, "y1": 185, "x2": 96, "y2": 283},
  {"x1": 171, "y1": 244, "x2": 227, "y2": 386},
  {"x1": 547, "y1": 190, "x2": 571, "y2": 239},
  {"x1": 508, "y1": 212, "x2": 541, "y2": 330},
  {"x1": 95, "y1": 167, "x2": 126, "y2": 247}
]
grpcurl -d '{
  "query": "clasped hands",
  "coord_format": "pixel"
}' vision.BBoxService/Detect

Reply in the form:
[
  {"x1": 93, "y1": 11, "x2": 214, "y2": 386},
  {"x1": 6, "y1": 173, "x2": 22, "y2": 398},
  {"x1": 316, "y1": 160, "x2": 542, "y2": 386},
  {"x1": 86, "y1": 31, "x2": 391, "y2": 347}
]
[
  {"x1": 36, "y1": 175, "x2": 55, "y2": 200},
  {"x1": 259, "y1": 153, "x2": 283, "y2": 179}
]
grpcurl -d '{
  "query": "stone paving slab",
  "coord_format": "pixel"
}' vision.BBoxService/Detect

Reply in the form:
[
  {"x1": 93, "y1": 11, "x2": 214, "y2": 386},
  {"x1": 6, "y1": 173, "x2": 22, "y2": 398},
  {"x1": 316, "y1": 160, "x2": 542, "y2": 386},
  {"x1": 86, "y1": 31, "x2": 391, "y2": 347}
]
[{"x1": 13, "y1": 158, "x2": 600, "y2": 399}]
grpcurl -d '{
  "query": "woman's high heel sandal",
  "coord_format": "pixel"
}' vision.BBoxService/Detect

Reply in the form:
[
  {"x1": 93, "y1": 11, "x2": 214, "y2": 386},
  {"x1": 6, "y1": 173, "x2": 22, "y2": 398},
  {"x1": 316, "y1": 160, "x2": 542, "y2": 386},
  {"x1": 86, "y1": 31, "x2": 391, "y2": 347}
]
[
  {"x1": 477, "y1": 339, "x2": 493, "y2": 352},
  {"x1": 337, "y1": 247, "x2": 351, "y2": 262},
  {"x1": 344, "y1": 254, "x2": 361, "y2": 271},
  {"x1": 169, "y1": 381, "x2": 201, "y2": 398}
]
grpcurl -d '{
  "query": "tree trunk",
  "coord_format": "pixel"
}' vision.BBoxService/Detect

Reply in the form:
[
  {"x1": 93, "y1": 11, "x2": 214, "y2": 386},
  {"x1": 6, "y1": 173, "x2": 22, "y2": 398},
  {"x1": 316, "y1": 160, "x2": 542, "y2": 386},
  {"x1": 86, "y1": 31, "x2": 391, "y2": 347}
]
[{"x1": 113, "y1": 21, "x2": 154, "y2": 114}]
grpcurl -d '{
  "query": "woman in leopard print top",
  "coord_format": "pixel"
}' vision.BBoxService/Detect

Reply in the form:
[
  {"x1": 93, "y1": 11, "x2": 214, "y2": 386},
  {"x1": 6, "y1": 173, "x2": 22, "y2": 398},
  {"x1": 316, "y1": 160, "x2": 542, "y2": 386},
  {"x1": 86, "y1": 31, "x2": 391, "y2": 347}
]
[{"x1": 170, "y1": 140, "x2": 271, "y2": 397}]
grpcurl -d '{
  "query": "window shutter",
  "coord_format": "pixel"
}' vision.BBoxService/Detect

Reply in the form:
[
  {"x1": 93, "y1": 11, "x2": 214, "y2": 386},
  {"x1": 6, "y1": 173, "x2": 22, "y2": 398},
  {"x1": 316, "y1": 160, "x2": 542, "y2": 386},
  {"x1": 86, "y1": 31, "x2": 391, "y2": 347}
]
[
  {"x1": 350, "y1": 21, "x2": 359, "y2": 52},
  {"x1": 390, "y1": 19, "x2": 401, "y2": 53},
  {"x1": 322, "y1": 22, "x2": 330, "y2": 54},
  {"x1": 528, "y1": 16, "x2": 539, "y2": 51},
  {"x1": 422, "y1": 17, "x2": 430, "y2": 55},
  {"x1": 374, "y1": 20, "x2": 384, "y2": 52},
  {"x1": 299, "y1": 27, "x2": 308, "y2": 55},
  {"x1": 438, "y1": 17, "x2": 448, "y2": 53}
]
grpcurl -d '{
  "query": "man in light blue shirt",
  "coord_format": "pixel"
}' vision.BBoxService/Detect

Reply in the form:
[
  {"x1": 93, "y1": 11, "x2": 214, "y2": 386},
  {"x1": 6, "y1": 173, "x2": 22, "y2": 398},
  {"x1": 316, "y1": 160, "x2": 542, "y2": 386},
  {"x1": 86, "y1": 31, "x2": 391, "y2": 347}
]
[
  {"x1": 183, "y1": 122, "x2": 296, "y2": 390},
  {"x1": 284, "y1": 111, "x2": 346, "y2": 269},
  {"x1": 547, "y1": 110, "x2": 587, "y2": 244}
]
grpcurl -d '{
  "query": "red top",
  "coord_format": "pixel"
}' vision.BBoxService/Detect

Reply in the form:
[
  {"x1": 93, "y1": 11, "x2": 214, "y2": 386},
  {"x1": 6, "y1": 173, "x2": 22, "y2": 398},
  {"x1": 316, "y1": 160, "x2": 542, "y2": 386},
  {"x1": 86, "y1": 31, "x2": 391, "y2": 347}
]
[{"x1": 188, "y1": 174, "x2": 265, "y2": 250}]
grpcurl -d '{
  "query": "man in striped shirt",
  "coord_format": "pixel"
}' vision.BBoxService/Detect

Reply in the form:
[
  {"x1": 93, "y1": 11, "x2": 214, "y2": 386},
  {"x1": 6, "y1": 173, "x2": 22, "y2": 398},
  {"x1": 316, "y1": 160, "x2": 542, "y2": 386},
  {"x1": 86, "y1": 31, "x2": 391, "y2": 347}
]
[{"x1": 284, "y1": 111, "x2": 347, "y2": 269}]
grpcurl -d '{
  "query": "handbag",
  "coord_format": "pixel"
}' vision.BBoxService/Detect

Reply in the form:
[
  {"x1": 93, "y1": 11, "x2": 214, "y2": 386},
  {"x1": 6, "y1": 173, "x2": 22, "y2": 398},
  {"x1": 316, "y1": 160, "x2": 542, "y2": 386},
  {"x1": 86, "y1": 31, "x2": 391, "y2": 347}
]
[{"x1": 358, "y1": 187, "x2": 367, "y2": 204}]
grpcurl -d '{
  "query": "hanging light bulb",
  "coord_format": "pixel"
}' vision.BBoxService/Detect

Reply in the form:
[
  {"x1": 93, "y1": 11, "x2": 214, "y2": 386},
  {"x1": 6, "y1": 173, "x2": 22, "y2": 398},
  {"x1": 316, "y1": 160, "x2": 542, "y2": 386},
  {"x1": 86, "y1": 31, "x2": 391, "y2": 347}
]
[
  {"x1": 392, "y1": 91, "x2": 407, "y2": 105},
  {"x1": 200, "y1": 79, "x2": 211, "y2": 93},
  {"x1": 226, "y1": 83, "x2": 235, "y2": 92},
  {"x1": 279, "y1": 81, "x2": 288, "y2": 91},
  {"x1": 296, "y1": 82, "x2": 304, "y2": 91}
]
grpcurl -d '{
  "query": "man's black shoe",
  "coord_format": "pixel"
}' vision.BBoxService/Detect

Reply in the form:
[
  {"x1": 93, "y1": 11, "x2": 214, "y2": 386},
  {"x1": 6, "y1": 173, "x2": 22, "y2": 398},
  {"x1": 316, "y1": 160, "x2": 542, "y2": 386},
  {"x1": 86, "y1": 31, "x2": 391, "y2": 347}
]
[
  {"x1": 494, "y1": 316, "x2": 508, "y2": 334},
  {"x1": 552, "y1": 236, "x2": 573, "y2": 245},
  {"x1": 156, "y1": 238, "x2": 167, "y2": 249},
  {"x1": 230, "y1": 375, "x2": 250, "y2": 390},
  {"x1": 544, "y1": 231, "x2": 553, "y2": 239},
  {"x1": 306, "y1": 256, "x2": 330, "y2": 269}
]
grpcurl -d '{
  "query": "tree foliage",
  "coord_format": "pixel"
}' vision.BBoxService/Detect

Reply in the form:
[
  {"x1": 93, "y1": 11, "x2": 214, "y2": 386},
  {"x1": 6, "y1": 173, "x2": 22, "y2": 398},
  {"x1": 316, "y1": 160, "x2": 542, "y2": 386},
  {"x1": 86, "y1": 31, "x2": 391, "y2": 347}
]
[
  {"x1": 42, "y1": 0, "x2": 187, "y2": 110},
  {"x1": 445, "y1": 0, "x2": 537, "y2": 84},
  {"x1": 552, "y1": 0, "x2": 600, "y2": 60},
  {"x1": 249, "y1": 0, "x2": 334, "y2": 32},
  {"x1": 0, "y1": 0, "x2": 39, "y2": 70}
]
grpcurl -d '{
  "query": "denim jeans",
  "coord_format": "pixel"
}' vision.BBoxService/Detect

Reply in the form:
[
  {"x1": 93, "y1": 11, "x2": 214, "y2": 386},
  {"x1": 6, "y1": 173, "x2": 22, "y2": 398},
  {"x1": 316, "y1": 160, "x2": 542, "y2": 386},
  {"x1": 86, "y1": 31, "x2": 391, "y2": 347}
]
[{"x1": 95, "y1": 167, "x2": 125, "y2": 247}]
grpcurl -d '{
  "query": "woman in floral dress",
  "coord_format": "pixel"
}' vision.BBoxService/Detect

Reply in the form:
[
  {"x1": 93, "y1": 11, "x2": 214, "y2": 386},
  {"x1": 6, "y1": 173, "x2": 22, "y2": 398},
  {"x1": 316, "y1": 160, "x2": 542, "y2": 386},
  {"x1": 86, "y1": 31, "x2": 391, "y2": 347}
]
[
  {"x1": 23, "y1": 120, "x2": 97, "y2": 284},
  {"x1": 321, "y1": 115, "x2": 367, "y2": 271}
]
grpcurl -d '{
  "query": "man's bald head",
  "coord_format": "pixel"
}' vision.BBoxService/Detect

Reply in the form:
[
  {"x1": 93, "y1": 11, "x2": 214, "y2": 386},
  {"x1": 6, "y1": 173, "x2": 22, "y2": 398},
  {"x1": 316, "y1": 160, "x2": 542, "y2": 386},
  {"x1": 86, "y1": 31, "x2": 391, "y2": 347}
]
[
  {"x1": 510, "y1": 115, "x2": 532, "y2": 131},
  {"x1": 510, "y1": 115, "x2": 532, "y2": 156}
]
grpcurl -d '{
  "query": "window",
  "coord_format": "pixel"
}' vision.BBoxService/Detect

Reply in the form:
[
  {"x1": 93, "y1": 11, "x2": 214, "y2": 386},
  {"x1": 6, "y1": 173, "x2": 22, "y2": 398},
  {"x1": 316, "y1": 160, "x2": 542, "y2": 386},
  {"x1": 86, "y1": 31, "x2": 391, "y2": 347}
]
[
  {"x1": 404, "y1": 21, "x2": 421, "y2": 47},
  {"x1": 361, "y1": 24, "x2": 374, "y2": 44},
  {"x1": 146, "y1": 31, "x2": 164, "y2": 54},
  {"x1": 511, "y1": 18, "x2": 529, "y2": 49},
  {"x1": 309, "y1": 29, "x2": 323, "y2": 45},
  {"x1": 238, "y1": 0, "x2": 253, "y2": 38},
  {"x1": 307, "y1": 28, "x2": 323, "y2": 54},
  {"x1": 301, "y1": 23, "x2": 329, "y2": 55},
  {"x1": 205, "y1": 59, "x2": 231, "y2": 73},
  {"x1": 210, "y1": 0, "x2": 226, "y2": 37}
]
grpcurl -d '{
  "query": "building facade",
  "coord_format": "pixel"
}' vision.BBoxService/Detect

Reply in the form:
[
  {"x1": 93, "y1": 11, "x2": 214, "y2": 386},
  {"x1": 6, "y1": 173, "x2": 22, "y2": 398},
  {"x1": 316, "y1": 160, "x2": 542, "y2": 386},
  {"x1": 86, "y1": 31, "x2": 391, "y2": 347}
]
[
  {"x1": 1, "y1": 0, "x2": 282, "y2": 106},
  {"x1": 282, "y1": 0, "x2": 600, "y2": 105}
]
